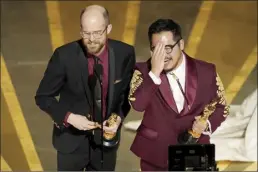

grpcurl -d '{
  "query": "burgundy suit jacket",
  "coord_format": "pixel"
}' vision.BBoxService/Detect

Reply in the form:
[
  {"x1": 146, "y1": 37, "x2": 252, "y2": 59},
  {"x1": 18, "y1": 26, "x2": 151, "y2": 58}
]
[{"x1": 128, "y1": 53, "x2": 229, "y2": 168}]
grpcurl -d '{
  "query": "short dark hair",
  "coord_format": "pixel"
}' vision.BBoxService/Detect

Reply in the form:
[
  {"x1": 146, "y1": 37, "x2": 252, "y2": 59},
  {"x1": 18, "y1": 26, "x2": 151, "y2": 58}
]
[
  {"x1": 80, "y1": 7, "x2": 110, "y2": 25},
  {"x1": 148, "y1": 19, "x2": 182, "y2": 44}
]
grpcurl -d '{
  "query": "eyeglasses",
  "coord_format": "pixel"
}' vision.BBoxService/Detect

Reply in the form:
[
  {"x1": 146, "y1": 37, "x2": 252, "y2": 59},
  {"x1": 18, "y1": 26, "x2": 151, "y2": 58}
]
[
  {"x1": 80, "y1": 26, "x2": 107, "y2": 39},
  {"x1": 151, "y1": 39, "x2": 181, "y2": 54}
]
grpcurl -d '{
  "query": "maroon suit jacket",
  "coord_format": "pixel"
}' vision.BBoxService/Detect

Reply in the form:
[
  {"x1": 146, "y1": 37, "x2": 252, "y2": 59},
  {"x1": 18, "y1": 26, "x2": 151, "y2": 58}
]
[{"x1": 128, "y1": 53, "x2": 229, "y2": 168}]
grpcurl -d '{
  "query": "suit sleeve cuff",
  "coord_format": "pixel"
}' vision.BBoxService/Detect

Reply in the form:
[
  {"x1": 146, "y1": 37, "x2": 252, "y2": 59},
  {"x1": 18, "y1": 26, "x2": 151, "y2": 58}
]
[
  {"x1": 202, "y1": 119, "x2": 212, "y2": 136},
  {"x1": 63, "y1": 112, "x2": 71, "y2": 127},
  {"x1": 148, "y1": 71, "x2": 161, "y2": 85}
]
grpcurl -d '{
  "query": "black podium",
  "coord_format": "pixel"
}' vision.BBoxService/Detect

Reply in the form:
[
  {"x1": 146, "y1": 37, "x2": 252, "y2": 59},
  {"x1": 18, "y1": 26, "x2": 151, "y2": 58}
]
[{"x1": 168, "y1": 144, "x2": 219, "y2": 171}]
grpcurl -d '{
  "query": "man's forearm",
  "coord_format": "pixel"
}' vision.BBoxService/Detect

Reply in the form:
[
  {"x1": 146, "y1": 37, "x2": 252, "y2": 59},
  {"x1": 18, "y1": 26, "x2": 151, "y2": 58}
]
[
  {"x1": 129, "y1": 69, "x2": 160, "y2": 112},
  {"x1": 35, "y1": 95, "x2": 69, "y2": 126}
]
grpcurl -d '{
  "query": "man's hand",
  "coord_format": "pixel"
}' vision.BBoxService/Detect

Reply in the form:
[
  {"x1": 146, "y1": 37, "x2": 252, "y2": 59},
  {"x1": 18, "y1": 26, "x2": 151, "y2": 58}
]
[
  {"x1": 67, "y1": 113, "x2": 97, "y2": 131},
  {"x1": 192, "y1": 116, "x2": 208, "y2": 134},
  {"x1": 151, "y1": 42, "x2": 166, "y2": 78},
  {"x1": 103, "y1": 116, "x2": 122, "y2": 133}
]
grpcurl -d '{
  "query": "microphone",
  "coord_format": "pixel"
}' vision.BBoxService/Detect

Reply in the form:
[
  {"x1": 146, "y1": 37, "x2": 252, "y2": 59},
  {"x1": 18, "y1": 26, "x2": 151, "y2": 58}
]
[
  {"x1": 94, "y1": 63, "x2": 103, "y2": 83},
  {"x1": 88, "y1": 74, "x2": 97, "y2": 91},
  {"x1": 93, "y1": 59, "x2": 104, "y2": 169}
]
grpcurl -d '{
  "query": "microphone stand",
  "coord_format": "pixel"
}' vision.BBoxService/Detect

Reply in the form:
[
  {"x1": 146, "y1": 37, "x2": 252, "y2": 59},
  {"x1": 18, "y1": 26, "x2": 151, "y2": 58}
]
[
  {"x1": 99, "y1": 76, "x2": 104, "y2": 169},
  {"x1": 94, "y1": 58, "x2": 104, "y2": 169}
]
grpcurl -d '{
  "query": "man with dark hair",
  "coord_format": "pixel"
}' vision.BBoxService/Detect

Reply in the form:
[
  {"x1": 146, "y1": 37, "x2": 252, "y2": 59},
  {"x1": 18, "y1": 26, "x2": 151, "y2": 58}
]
[
  {"x1": 35, "y1": 5, "x2": 135, "y2": 171},
  {"x1": 128, "y1": 19, "x2": 229, "y2": 171}
]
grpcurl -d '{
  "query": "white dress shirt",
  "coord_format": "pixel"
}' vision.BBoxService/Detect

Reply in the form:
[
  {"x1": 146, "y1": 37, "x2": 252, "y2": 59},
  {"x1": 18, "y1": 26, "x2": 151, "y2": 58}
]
[
  {"x1": 149, "y1": 54, "x2": 186, "y2": 113},
  {"x1": 148, "y1": 53, "x2": 212, "y2": 135}
]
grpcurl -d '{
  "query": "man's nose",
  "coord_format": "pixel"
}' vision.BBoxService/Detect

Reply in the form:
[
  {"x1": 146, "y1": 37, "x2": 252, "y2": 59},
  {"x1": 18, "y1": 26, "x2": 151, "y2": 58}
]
[{"x1": 89, "y1": 34, "x2": 94, "y2": 42}]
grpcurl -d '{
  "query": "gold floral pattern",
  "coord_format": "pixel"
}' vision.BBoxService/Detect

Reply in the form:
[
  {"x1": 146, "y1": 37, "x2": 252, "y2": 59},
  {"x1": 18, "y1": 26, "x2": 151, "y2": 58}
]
[
  {"x1": 216, "y1": 73, "x2": 226, "y2": 105},
  {"x1": 223, "y1": 105, "x2": 230, "y2": 118},
  {"x1": 128, "y1": 70, "x2": 143, "y2": 102},
  {"x1": 216, "y1": 73, "x2": 230, "y2": 117}
]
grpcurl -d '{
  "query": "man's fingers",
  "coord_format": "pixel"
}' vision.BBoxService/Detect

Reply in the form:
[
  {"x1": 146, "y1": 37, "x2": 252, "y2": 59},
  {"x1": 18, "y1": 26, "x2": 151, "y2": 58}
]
[
  {"x1": 87, "y1": 121, "x2": 96, "y2": 126},
  {"x1": 103, "y1": 126, "x2": 112, "y2": 131},
  {"x1": 157, "y1": 43, "x2": 164, "y2": 57},
  {"x1": 195, "y1": 121, "x2": 206, "y2": 129},
  {"x1": 103, "y1": 126, "x2": 108, "y2": 131},
  {"x1": 95, "y1": 123, "x2": 102, "y2": 128},
  {"x1": 105, "y1": 131, "x2": 116, "y2": 134},
  {"x1": 161, "y1": 47, "x2": 166, "y2": 61},
  {"x1": 195, "y1": 116, "x2": 201, "y2": 120},
  {"x1": 153, "y1": 43, "x2": 162, "y2": 57},
  {"x1": 159, "y1": 45, "x2": 166, "y2": 62},
  {"x1": 192, "y1": 124, "x2": 200, "y2": 132},
  {"x1": 155, "y1": 42, "x2": 162, "y2": 57},
  {"x1": 156, "y1": 43, "x2": 163, "y2": 55},
  {"x1": 193, "y1": 128, "x2": 201, "y2": 133},
  {"x1": 78, "y1": 126, "x2": 86, "y2": 131},
  {"x1": 103, "y1": 125, "x2": 117, "y2": 132},
  {"x1": 103, "y1": 120, "x2": 107, "y2": 126},
  {"x1": 78, "y1": 121, "x2": 98, "y2": 130},
  {"x1": 87, "y1": 125, "x2": 98, "y2": 130},
  {"x1": 193, "y1": 123, "x2": 206, "y2": 133},
  {"x1": 81, "y1": 125, "x2": 97, "y2": 130}
]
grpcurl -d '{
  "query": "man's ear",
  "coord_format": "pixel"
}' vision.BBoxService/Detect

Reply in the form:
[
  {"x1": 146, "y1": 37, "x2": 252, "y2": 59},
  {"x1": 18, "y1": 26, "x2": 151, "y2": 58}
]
[
  {"x1": 107, "y1": 24, "x2": 112, "y2": 34},
  {"x1": 179, "y1": 39, "x2": 184, "y2": 51}
]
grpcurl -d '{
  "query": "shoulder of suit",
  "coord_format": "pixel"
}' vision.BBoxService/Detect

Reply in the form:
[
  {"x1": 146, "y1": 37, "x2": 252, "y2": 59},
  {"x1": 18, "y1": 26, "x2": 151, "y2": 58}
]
[
  {"x1": 49, "y1": 40, "x2": 82, "y2": 63},
  {"x1": 54, "y1": 39, "x2": 134, "y2": 53},
  {"x1": 135, "y1": 61, "x2": 151, "y2": 74},
  {"x1": 189, "y1": 56, "x2": 216, "y2": 72},
  {"x1": 54, "y1": 40, "x2": 80, "y2": 52},
  {"x1": 108, "y1": 39, "x2": 134, "y2": 50}
]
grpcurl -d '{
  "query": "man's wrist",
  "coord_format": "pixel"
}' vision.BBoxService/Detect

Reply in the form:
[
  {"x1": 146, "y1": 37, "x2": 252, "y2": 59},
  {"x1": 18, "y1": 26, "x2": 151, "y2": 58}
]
[
  {"x1": 150, "y1": 69, "x2": 161, "y2": 78},
  {"x1": 67, "y1": 113, "x2": 74, "y2": 124},
  {"x1": 63, "y1": 112, "x2": 72, "y2": 127},
  {"x1": 149, "y1": 70, "x2": 161, "y2": 85}
]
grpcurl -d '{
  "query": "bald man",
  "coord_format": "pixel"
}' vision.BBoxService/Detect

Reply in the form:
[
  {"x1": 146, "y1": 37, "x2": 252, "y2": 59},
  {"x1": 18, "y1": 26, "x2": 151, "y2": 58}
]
[{"x1": 35, "y1": 5, "x2": 135, "y2": 171}]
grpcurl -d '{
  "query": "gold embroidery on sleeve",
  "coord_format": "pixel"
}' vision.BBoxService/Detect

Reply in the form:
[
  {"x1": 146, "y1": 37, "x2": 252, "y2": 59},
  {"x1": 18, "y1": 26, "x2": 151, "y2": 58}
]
[
  {"x1": 128, "y1": 70, "x2": 143, "y2": 102},
  {"x1": 223, "y1": 105, "x2": 230, "y2": 118},
  {"x1": 216, "y1": 73, "x2": 230, "y2": 117}
]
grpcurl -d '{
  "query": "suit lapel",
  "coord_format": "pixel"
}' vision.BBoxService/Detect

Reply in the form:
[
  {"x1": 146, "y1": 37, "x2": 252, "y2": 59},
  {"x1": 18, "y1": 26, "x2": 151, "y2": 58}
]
[
  {"x1": 77, "y1": 41, "x2": 92, "y2": 107},
  {"x1": 107, "y1": 44, "x2": 115, "y2": 117},
  {"x1": 159, "y1": 74, "x2": 178, "y2": 113},
  {"x1": 180, "y1": 54, "x2": 198, "y2": 116}
]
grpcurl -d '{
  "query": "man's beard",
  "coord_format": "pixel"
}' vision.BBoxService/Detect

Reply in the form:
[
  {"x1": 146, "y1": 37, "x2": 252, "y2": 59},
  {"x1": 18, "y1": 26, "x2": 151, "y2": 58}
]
[
  {"x1": 85, "y1": 41, "x2": 105, "y2": 55},
  {"x1": 164, "y1": 55, "x2": 182, "y2": 72}
]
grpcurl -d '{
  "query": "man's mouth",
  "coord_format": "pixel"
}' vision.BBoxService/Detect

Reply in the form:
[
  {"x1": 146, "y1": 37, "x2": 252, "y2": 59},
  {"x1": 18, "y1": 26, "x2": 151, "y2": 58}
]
[
  {"x1": 88, "y1": 42, "x2": 99, "y2": 46},
  {"x1": 88, "y1": 45, "x2": 98, "y2": 49},
  {"x1": 164, "y1": 58, "x2": 172, "y2": 63}
]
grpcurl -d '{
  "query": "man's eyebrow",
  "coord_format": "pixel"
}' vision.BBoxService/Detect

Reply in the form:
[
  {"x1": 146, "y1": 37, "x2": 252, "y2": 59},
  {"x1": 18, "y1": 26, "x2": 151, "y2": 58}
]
[
  {"x1": 82, "y1": 29, "x2": 102, "y2": 33},
  {"x1": 93, "y1": 30, "x2": 102, "y2": 32}
]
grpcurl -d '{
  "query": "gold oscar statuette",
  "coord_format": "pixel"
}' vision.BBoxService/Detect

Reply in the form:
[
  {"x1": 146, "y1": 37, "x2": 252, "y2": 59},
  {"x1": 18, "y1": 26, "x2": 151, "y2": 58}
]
[
  {"x1": 94, "y1": 113, "x2": 119, "y2": 147},
  {"x1": 103, "y1": 113, "x2": 118, "y2": 140},
  {"x1": 178, "y1": 99, "x2": 218, "y2": 144}
]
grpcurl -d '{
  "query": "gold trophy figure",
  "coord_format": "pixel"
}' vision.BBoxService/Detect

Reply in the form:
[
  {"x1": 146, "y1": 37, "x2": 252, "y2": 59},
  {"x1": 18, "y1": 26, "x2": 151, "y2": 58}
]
[
  {"x1": 95, "y1": 113, "x2": 120, "y2": 147},
  {"x1": 178, "y1": 99, "x2": 218, "y2": 144},
  {"x1": 103, "y1": 113, "x2": 118, "y2": 140}
]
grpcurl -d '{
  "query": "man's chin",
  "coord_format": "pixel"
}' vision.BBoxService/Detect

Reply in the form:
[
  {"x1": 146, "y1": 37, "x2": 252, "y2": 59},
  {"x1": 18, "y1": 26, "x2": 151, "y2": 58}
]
[
  {"x1": 87, "y1": 48, "x2": 100, "y2": 54},
  {"x1": 87, "y1": 45, "x2": 104, "y2": 55},
  {"x1": 164, "y1": 64, "x2": 175, "y2": 72},
  {"x1": 88, "y1": 50, "x2": 98, "y2": 54}
]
